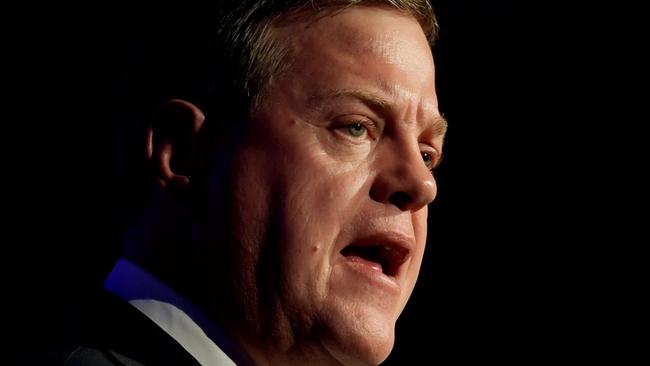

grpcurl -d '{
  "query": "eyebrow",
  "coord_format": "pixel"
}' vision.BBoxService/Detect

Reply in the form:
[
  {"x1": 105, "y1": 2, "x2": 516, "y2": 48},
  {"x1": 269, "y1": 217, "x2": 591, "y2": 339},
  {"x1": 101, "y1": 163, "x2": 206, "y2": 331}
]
[
  {"x1": 308, "y1": 89, "x2": 448, "y2": 137},
  {"x1": 430, "y1": 114, "x2": 448, "y2": 137}
]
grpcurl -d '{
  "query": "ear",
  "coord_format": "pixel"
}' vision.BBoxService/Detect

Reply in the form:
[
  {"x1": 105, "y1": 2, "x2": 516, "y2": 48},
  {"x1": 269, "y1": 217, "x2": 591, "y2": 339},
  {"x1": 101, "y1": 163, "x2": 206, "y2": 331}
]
[{"x1": 147, "y1": 99, "x2": 205, "y2": 189}]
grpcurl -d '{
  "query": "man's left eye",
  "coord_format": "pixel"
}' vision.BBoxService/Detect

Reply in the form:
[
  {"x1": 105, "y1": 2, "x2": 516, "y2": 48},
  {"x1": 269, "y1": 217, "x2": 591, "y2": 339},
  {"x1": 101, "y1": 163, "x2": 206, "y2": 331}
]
[
  {"x1": 346, "y1": 123, "x2": 367, "y2": 138},
  {"x1": 422, "y1": 151, "x2": 435, "y2": 172}
]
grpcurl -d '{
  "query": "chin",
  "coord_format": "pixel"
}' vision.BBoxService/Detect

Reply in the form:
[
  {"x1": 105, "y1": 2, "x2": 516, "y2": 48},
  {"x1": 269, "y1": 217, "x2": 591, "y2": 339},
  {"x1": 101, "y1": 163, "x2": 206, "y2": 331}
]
[{"x1": 320, "y1": 309, "x2": 397, "y2": 365}]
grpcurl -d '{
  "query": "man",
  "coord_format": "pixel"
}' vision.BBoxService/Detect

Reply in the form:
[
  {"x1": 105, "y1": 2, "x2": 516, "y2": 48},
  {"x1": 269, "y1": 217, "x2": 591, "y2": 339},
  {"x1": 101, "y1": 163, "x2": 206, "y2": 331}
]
[{"x1": 64, "y1": 1, "x2": 447, "y2": 365}]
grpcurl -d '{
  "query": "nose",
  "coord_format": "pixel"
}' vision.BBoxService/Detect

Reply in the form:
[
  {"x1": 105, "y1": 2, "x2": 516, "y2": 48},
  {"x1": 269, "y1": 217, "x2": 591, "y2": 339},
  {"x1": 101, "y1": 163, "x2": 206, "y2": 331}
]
[{"x1": 369, "y1": 140, "x2": 437, "y2": 212}]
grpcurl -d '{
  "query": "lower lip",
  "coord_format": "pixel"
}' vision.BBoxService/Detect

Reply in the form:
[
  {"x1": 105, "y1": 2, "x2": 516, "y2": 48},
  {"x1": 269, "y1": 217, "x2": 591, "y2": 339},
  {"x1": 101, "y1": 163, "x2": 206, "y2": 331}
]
[{"x1": 342, "y1": 255, "x2": 401, "y2": 294}]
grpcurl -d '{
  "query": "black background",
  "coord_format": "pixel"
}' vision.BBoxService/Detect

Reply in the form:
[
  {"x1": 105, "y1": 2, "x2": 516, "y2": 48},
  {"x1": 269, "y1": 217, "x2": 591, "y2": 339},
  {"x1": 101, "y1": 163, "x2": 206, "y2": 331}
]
[{"x1": 9, "y1": 0, "x2": 638, "y2": 364}]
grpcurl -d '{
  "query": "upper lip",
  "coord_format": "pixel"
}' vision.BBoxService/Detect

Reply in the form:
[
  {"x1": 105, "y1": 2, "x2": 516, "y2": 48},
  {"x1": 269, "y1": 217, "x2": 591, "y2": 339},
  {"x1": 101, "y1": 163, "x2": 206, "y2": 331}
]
[{"x1": 340, "y1": 231, "x2": 414, "y2": 278}]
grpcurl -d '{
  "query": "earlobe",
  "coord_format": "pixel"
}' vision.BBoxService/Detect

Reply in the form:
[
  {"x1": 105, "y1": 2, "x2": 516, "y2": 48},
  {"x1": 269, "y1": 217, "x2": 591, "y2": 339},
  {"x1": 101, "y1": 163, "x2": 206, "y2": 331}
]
[{"x1": 148, "y1": 99, "x2": 206, "y2": 188}]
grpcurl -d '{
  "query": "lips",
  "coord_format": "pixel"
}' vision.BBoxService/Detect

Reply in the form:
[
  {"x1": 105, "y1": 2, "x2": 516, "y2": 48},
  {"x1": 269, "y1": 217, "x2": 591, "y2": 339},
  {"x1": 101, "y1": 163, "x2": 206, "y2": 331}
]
[{"x1": 340, "y1": 233, "x2": 412, "y2": 278}]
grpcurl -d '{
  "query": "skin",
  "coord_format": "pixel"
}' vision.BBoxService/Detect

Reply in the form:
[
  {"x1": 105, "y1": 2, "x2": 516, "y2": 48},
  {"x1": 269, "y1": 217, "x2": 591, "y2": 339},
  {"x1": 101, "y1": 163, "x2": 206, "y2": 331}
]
[
  {"x1": 216, "y1": 6, "x2": 447, "y2": 366},
  {"x1": 143, "y1": 5, "x2": 447, "y2": 366}
]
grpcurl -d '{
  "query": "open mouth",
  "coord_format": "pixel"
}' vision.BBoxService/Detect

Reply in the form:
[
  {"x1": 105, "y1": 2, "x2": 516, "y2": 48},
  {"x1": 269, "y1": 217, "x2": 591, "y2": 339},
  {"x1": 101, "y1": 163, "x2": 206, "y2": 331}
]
[{"x1": 340, "y1": 243, "x2": 409, "y2": 277}]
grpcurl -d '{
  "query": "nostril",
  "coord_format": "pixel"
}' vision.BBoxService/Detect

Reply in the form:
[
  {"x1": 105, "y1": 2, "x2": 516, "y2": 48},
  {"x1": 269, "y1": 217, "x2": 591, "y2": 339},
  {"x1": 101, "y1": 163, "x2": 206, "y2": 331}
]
[{"x1": 388, "y1": 191, "x2": 413, "y2": 209}]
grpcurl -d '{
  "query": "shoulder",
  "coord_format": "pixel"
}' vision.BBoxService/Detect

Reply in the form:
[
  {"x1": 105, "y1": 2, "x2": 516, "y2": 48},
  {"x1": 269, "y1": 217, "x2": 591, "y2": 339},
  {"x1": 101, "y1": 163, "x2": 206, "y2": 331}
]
[
  {"x1": 67, "y1": 347, "x2": 144, "y2": 366},
  {"x1": 27, "y1": 346, "x2": 141, "y2": 366},
  {"x1": 30, "y1": 346, "x2": 143, "y2": 366},
  {"x1": 28, "y1": 290, "x2": 201, "y2": 366}
]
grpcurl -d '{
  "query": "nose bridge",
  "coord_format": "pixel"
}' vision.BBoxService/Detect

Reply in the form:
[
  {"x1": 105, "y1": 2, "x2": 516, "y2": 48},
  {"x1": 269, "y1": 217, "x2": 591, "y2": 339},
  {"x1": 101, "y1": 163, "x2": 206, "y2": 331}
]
[{"x1": 370, "y1": 133, "x2": 437, "y2": 211}]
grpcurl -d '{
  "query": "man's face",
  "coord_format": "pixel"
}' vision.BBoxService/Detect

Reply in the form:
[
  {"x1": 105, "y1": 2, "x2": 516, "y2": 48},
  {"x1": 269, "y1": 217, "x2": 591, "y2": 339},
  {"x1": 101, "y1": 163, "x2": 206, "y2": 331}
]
[{"x1": 220, "y1": 6, "x2": 445, "y2": 365}]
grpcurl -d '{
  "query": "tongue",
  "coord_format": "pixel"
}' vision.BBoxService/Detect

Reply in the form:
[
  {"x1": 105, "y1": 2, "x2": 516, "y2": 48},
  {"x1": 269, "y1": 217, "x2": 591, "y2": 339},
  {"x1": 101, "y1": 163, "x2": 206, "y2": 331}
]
[{"x1": 345, "y1": 255, "x2": 383, "y2": 273}]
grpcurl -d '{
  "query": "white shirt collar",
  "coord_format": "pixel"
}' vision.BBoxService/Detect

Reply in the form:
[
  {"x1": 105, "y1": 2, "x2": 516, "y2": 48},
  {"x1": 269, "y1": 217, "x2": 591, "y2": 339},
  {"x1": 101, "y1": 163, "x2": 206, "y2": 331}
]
[{"x1": 104, "y1": 259, "x2": 251, "y2": 366}]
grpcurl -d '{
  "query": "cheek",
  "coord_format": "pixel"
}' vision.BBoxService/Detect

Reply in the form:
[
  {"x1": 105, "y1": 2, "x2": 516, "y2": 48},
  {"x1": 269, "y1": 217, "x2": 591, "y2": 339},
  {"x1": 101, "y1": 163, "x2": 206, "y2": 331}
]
[
  {"x1": 277, "y1": 154, "x2": 372, "y2": 294},
  {"x1": 278, "y1": 136, "x2": 372, "y2": 240},
  {"x1": 281, "y1": 156, "x2": 371, "y2": 253},
  {"x1": 227, "y1": 149, "x2": 275, "y2": 239}
]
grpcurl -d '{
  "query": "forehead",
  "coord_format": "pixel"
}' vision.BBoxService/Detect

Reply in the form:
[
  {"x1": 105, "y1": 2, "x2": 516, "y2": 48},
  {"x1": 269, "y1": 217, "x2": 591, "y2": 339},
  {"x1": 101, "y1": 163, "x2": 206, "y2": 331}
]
[
  {"x1": 281, "y1": 6, "x2": 432, "y2": 63},
  {"x1": 328, "y1": 12, "x2": 430, "y2": 69},
  {"x1": 270, "y1": 5, "x2": 440, "y2": 125}
]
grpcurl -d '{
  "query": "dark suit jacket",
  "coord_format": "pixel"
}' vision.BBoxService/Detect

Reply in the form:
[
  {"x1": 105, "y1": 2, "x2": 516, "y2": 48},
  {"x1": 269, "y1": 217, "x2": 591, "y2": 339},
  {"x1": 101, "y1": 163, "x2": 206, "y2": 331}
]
[{"x1": 29, "y1": 291, "x2": 202, "y2": 366}]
